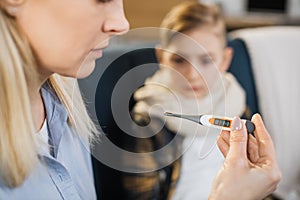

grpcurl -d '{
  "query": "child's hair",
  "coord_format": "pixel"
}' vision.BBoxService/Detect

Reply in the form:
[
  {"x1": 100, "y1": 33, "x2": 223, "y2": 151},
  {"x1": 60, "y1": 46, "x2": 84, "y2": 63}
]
[
  {"x1": 160, "y1": 0, "x2": 226, "y2": 48},
  {"x1": 0, "y1": 8, "x2": 98, "y2": 187}
]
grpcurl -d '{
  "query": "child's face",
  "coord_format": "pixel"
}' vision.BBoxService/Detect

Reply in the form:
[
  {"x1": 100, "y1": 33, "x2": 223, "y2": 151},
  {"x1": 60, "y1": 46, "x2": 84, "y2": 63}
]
[{"x1": 158, "y1": 27, "x2": 231, "y2": 99}]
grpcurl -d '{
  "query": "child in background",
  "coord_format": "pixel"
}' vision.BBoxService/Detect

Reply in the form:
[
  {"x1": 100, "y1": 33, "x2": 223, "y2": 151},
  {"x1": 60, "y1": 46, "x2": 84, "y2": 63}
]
[{"x1": 131, "y1": 1, "x2": 246, "y2": 199}]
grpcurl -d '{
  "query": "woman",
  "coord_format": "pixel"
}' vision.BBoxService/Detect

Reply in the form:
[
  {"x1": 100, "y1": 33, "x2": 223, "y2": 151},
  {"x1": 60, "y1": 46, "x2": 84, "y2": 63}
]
[
  {"x1": 0, "y1": 0, "x2": 128, "y2": 199},
  {"x1": 0, "y1": 0, "x2": 280, "y2": 199}
]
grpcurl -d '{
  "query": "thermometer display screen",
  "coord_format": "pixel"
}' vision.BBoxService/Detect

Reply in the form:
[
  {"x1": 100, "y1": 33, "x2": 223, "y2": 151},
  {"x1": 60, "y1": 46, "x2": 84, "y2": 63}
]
[{"x1": 213, "y1": 118, "x2": 231, "y2": 127}]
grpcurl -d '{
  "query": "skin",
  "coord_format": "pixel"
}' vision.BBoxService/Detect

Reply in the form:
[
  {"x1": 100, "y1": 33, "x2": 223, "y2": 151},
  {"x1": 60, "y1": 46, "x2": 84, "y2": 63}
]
[
  {"x1": 5, "y1": 0, "x2": 129, "y2": 130},
  {"x1": 18, "y1": 0, "x2": 129, "y2": 79},
  {"x1": 156, "y1": 27, "x2": 233, "y2": 99},
  {"x1": 2, "y1": 0, "x2": 281, "y2": 198}
]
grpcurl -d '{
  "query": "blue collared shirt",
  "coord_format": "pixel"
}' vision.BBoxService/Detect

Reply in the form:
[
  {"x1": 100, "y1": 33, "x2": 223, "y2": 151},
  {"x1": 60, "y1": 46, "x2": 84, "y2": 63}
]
[{"x1": 0, "y1": 83, "x2": 97, "y2": 200}]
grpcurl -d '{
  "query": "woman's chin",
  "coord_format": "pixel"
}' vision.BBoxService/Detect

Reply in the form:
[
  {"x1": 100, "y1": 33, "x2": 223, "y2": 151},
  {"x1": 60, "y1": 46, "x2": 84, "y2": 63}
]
[{"x1": 76, "y1": 61, "x2": 96, "y2": 79}]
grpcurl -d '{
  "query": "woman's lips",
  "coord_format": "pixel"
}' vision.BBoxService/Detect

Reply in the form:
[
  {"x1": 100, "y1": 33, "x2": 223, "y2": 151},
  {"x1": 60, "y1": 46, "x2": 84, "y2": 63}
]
[{"x1": 90, "y1": 44, "x2": 108, "y2": 59}]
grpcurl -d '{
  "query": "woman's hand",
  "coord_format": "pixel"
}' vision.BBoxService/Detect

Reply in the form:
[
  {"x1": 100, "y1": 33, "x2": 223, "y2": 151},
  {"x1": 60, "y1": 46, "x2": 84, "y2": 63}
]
[{"x1": 209, "y1": 114, "x2": 281, "y2": 200}]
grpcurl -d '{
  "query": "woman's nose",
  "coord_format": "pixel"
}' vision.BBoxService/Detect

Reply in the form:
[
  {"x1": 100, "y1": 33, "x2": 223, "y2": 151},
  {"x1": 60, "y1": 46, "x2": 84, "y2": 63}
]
[{"x1": 102, "y1": 3, "x2": 130, "y2": 35}]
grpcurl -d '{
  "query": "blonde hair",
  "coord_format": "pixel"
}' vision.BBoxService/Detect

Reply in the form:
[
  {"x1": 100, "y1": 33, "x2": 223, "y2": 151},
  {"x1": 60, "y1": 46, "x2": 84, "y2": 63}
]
[
  {"x1": 0, "y1": 8, "x2": 98, "y2": 187},
  {"x1": 160, "y1": 0, "x2": 226, "y2": 48}
]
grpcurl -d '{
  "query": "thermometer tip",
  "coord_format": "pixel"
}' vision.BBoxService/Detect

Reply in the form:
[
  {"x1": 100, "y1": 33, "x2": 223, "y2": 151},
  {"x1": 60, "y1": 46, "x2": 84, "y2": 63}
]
[{"x1": 164, "y1": 112, "x2": 173, "y2": 116}]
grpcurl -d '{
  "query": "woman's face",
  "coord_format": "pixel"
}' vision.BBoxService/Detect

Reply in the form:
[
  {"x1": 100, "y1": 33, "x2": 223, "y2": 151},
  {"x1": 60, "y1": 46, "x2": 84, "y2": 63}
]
[{"x1": 17, "y1": 0, "x2": 129, "y2": 78}]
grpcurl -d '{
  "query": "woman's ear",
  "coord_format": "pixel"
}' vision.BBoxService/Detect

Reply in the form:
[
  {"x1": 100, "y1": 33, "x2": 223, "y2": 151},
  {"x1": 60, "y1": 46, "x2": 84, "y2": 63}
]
[
  {"x1": 219, "y1": 47, "x2": 234, "y2": 72},
  {"x1": 1, "y1": 0, "x2": 24, "y2": 17}
]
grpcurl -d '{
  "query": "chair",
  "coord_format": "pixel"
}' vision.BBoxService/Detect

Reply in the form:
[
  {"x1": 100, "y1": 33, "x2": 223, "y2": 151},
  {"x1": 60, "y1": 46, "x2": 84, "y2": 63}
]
[
  {"x1": 230, "y1": 26, "x2": 300, "y2": 199},
  {"x1": 79, "y1": 48, "x2": 159, "y2": 199}
]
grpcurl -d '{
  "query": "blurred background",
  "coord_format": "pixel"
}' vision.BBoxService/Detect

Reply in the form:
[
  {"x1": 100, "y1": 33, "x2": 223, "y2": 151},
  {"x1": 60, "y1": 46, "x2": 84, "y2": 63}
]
[{"x1": 124, "y1": 0, "x2": 300, "y2": 31}]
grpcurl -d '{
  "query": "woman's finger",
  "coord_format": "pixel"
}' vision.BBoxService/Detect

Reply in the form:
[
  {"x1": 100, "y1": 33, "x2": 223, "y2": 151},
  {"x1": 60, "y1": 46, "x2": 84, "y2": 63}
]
[
  {"x1": 220, "y1": 130, "x2": 230, "y2": 144},
  {"x1": 247, "y1": 134, "x2": 259, "y2": 163},
  {"x1": 251, "y1": 114, "x2": 276, "y2": 160},
  {"x1": 226, "y1": 117, "x2": 248, "y2": 160},
  {"x1": 217, "y1": 133, "x2": 230, "y2": 157}
]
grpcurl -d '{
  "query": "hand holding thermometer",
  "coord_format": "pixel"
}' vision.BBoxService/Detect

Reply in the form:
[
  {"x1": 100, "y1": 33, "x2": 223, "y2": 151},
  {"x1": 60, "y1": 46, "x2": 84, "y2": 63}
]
[{"x1": 164, "y1": 112, "x2": 255, "y2": 133}]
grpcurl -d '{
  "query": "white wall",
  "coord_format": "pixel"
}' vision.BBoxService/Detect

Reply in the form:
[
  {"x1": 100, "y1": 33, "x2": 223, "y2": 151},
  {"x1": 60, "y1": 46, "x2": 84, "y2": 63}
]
[
  {"x1": 200, "y1": 0, "x2": 246, "y2": 15},
  {"x1": 200, "y1": 0, "x2": 300, "y2": 17},
  {"x1": 288, "y1": 0, "x2": 300, "y2": 17}
]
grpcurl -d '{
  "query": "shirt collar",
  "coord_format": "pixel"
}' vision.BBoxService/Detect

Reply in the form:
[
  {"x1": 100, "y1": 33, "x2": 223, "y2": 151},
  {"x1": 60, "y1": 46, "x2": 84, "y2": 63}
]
[{"x1": 40, "y1": 81, "x2": 69, "y2": 157}]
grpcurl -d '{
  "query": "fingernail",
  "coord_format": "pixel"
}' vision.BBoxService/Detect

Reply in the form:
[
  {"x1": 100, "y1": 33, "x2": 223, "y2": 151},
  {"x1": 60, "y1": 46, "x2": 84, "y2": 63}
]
[{"x1": 231, "y1": 116, "x2": 242, "y2": 131}]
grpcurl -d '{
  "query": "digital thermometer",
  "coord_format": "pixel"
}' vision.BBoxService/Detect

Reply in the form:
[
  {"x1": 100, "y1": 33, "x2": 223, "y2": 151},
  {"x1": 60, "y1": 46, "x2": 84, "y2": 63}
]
[{"x1": 164, "y1": 112, "x2": 255, "y2": 133}]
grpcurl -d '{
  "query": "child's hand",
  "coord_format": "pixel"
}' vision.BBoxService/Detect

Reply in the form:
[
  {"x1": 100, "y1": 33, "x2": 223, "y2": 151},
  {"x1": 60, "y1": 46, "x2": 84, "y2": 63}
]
[{"x1": 209, "y1": 114, "x2": 281, "y2": 200}]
